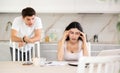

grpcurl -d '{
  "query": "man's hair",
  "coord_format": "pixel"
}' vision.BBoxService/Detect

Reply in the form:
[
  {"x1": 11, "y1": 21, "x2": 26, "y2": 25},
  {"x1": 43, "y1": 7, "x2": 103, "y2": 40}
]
[{"x1": 22, "y1": 7, "x2": 36, "y2": 17}]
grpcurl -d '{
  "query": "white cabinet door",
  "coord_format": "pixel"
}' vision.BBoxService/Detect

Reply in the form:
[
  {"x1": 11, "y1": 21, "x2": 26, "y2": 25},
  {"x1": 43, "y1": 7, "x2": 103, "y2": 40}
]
[
  {"x1": 0, "y1": 0, "x2": 119, "y2": 13},
  {"x1": 75, "y1": 0, "x2": 108, "y2": 13},
  {"x1": 30, "y1": 0, "x2": 75, "y2": 13},
  {"x1": 0, "y1": 42, "x2": 11, "y2": 61},
  {"x1": 40, "y1": 43, "x2": 57, "y2": 61},
  {"x1": 0, "y1": 0, "x2": 30, "y2": 12},
  {"x1": 75, "y1": 0, "x2": 120, "y2": 13}
]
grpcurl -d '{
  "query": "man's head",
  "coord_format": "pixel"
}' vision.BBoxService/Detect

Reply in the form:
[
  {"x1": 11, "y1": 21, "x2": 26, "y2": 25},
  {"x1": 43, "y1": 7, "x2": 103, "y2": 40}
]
[{"x1": 22, "y1": 7, "x2": 36, "y2": 27}]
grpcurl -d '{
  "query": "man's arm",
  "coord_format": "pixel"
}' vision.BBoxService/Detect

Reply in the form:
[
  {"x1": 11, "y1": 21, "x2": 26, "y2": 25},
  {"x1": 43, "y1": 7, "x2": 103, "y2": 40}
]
[
  {"x1": 24, "y1": 29, "x2": 42, "y2": 43},
  {"x1": 11, "y1": 29, "x2": 23, "y2": 42}
]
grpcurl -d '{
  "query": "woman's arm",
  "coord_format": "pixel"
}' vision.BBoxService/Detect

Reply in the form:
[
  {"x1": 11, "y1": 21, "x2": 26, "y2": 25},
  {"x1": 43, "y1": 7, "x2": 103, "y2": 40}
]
[
  {"x1": 57, "y1": 39, "x2": 65, "y2": 61},
  {"x1": 82, "y1": 41, "x2": 89, "y2": 56},
  {"x1": 57, "y1": 31, "x2": 69, "y2": 61},
  {"x1": 79, "y1": 32, "x2": 89, "y2": 56}
]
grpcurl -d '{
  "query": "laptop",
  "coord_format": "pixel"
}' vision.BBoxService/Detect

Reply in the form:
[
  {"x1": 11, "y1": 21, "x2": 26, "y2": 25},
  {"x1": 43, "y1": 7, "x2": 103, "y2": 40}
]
[{"x1": 98, "y1": 49, "x2": 120, "y2": 56}]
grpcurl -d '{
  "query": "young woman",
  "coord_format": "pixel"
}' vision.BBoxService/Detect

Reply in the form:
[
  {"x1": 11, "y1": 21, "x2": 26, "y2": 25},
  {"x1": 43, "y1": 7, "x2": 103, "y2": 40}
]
[{"x1": 57, "y1": 21, "x2": 88, "y2": 61}]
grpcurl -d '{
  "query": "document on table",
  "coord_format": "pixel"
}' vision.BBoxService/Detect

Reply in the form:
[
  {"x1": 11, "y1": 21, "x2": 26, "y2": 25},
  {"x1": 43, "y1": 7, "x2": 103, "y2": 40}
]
[{"x1": 46, "y1": 61, "x2": 68, "y2": 66}]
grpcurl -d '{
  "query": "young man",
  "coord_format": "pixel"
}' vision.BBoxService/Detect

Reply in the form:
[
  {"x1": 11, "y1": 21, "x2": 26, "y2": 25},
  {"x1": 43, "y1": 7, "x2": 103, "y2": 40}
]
[{"x1": 10, "y1": 7, "x2": 43, "y2": 61}]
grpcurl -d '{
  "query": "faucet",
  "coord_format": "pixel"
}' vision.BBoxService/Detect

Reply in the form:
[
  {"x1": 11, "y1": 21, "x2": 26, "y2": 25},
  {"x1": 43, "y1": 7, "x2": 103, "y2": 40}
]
[{"x1": 5, "y1": 21, "x2": 12, "y2": 31}]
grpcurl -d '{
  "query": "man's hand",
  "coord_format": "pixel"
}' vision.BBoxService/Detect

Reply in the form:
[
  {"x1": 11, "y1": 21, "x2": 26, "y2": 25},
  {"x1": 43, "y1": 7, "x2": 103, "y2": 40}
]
[
  {"x1": 23, "y1": 29, "x2": 41, "y2": 43},
  {"x1": 18, "y1": 42, "x2": 26, "y2": 47},
  {"x1": 24, "y1": 36, "x2": 32, "y2": 43}
]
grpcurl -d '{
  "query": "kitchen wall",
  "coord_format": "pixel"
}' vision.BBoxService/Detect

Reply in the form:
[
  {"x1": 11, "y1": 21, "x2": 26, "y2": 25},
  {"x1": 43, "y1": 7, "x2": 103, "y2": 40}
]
[{"x1": 0, "y1": 13, "x2": 119, "y2": 43}]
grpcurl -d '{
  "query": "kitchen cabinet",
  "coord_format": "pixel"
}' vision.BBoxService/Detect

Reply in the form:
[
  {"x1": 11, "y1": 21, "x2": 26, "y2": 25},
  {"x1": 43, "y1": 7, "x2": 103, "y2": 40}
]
[
  {"x1": 91, "y1": 43, "x2": 120, "y2": 56},
  {"x1": 0, "y1": 0, "x2": 30, "y2": 12},
  {"x1": 75, "y1": 0, "x2": 120, "y2": 13},
  {"x1": 0, "y1": 0, "x2": 74, "y2": 13},
  {"x1": 40, "y1": 43, "x2": 57, "y2": 61},
  {"x1": 0, "y1": 42, "x2": 11, "y2": 61},
  {"x1": 0, "y1": 0, "x2": 120, "y2": 13},
  {"x1": 29, "y1": 0, "x2": 120, "y2": 13},
  {"x1": 40, "y1": 42, "x2": 120, "y2": 61},
  {"x1": 0, "y1": 41, "x2": 120, "y2": 61},
  {"x1": 30, "y1": 0, "x2": 75, "y2": 13}
]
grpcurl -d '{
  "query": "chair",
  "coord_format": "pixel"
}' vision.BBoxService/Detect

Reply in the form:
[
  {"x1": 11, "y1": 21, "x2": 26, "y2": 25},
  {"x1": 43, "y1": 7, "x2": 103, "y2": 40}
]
[
  {"x1": 98, "y1": 49, "x2": 120, "y2": 56},
  {"x1": 10, "y1": 41, "x2": 40, "y2": 62},
  {"x1": 77, "y1": 56, "x2": 120, "y2": 73},
  {"x1": 86, "y1": 42, "x2": 91, "y2": 56},
  {"x1": 77, "y1": 42, "x2": 91, "y2": 58}
]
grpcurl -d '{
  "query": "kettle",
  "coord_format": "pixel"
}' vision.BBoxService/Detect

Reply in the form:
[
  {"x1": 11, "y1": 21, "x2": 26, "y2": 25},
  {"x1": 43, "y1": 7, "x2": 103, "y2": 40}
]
[{"x1": 93, "y1": 34, "x2": 98, "y2": 42}]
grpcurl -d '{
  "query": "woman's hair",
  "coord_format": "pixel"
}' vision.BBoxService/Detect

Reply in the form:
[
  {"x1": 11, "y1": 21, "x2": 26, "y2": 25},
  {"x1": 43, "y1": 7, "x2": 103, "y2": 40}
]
[
  {"x1": 65, "y1": 21, "x2": 83, "y2": 41},
  {"x1": 22, "y1": 7, "x2": 36, "y2": 18}
]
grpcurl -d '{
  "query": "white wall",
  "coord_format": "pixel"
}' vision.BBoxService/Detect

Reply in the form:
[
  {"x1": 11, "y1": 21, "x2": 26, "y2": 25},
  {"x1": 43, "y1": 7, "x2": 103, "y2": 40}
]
[{"x1": 0, "y1": 13, "x2": 119, "y2": 43}]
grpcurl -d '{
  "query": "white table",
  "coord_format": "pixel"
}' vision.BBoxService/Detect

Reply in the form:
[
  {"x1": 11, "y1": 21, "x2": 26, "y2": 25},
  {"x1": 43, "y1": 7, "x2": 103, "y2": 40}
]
[{"x1": 0, "y1": 61, "x2": 77, "y2": 73}]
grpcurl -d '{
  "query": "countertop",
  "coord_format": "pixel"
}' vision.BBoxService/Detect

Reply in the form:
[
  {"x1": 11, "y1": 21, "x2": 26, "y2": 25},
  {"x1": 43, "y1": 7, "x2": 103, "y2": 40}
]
[{"x1": 0, "y1": 40, "x2": 120, "y2": 45}]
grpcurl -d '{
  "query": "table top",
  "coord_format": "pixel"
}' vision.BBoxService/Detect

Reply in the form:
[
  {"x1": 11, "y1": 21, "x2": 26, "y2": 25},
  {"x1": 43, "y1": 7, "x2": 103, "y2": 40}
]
[{"x1": 0, "y1": 61, "x2": 77, "y2": 73}]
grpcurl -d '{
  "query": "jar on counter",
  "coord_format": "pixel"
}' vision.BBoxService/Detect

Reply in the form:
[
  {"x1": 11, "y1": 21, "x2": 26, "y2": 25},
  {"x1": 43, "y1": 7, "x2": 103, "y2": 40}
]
[
  {"x1": 94, "y1": 34, "x2": 98, "y2": 42},
  {"x1": 45, "y1": 35, "x2": 49, "y2": 42}
]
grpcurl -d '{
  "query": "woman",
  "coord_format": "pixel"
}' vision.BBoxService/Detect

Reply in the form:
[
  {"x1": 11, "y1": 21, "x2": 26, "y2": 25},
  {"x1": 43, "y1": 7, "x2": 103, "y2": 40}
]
[{"x1": 57, "y1": 21, "x2": 88, "y2": 61}]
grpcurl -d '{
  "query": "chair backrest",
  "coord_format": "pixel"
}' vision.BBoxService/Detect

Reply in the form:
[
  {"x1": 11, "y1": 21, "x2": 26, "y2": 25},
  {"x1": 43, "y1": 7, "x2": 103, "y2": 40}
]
[
  {"x1": 79, "y1": 42, "x2": 91, "y2": 57},
  {"x1": 77, "y1": 56, "x2": 120, "y2": 73},
  {"x1": 11, "y1": 41, "x2": 40, "y2": 62},
  {"x1": 98, "y1": 49, "x2": 120, "y2": 56},
  {"x1": 86, "y1": 42, "x2": 91, "y2": 56}
]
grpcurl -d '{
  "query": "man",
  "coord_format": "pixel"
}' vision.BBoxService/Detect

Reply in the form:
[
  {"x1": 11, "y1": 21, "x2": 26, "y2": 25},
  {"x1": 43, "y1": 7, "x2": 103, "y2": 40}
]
[{"x1": 10, "y1": 7, "x2": 43, "y2": 61}]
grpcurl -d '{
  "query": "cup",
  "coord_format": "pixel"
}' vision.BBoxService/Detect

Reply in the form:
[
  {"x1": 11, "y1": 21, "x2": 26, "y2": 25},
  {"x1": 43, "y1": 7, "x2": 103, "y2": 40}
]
[
  {"x1": 32, "y1": 57, "x2": 40, "y2": 66},
  {"x1": 40, "y1": 57, "x2": 46, "y2": 66}
]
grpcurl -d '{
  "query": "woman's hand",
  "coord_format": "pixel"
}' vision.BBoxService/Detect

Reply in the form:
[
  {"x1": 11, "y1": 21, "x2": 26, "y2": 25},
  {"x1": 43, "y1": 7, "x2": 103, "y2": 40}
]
[
  {"x1": 57, "y1": 31, "x2": 69, "y2": 61},
  {"x1": 80, "y1": 32, "x2": 88, "y2": 56},
  {"x1": 62, "y1": 30, "x2": 69, "y2": 41},
  {"x1": 79, "y1": 31, "x2": 86, "y2": 42}
]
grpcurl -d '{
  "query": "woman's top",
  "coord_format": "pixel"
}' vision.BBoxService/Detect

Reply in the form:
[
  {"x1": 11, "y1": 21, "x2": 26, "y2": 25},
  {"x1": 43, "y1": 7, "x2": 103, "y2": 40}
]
[{"x1": 64, "y1": 40, "x2": 83, "y2": 61}]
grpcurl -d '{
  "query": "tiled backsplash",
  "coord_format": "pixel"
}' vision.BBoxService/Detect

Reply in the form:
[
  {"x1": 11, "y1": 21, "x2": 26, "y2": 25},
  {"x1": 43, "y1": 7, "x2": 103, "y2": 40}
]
[{"x1": 0, "y1": 13, "x2": 119, "y2": 43}]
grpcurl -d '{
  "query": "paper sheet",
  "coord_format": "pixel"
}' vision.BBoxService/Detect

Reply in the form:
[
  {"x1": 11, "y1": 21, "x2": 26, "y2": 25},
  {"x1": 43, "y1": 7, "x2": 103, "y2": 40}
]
[{"x1": 46, "y1": 61, "x2": 68, "y2": 66}]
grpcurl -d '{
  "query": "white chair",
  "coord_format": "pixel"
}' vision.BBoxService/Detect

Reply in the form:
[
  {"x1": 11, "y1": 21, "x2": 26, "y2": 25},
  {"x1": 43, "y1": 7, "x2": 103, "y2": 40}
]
[
  {"x1": 77, "y1": 56, "x2": 120, "y2": 73},
  {"x1": 98, "y1": 49, "x2": 120, "y2": 56},
  {"x1": 10, "y1": 41, "x2": 40, "y2": 62},
  {"x1": 78, "y1": 42, "x2": 91, "y2": 58},
  {"x1": 86, "y1": 42, "x2": 91, "y2": 56}
]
